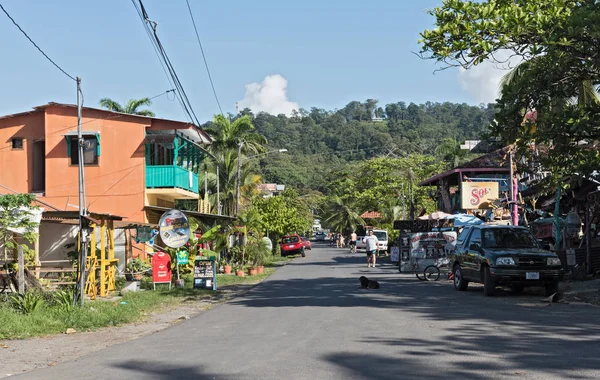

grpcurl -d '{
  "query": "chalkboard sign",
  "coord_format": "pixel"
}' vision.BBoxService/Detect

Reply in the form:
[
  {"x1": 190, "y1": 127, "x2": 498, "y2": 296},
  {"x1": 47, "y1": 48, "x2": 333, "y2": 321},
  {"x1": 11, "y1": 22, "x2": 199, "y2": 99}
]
[{"x1": 193, "y1": 257, "x2": 217, "y2": 290}]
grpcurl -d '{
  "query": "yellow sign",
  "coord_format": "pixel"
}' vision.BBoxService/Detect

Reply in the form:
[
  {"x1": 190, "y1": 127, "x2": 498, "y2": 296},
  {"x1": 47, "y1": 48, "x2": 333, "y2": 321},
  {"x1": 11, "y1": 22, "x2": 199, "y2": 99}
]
[{"x1": 461, "y1": 182, "x2": 499, "y2": 209}]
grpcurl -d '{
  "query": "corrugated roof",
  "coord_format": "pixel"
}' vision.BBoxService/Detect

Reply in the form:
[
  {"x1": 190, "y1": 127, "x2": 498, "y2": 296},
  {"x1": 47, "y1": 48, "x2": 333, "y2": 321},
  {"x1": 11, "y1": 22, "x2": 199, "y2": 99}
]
[{"x1": 360, "y1": 211, "x2": 382, "y2": 219}]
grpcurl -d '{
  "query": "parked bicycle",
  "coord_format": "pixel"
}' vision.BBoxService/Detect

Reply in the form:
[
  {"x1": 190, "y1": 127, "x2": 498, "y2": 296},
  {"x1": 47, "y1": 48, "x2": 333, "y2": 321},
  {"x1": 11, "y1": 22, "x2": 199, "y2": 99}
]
[
  {"x1": 422, "y1": 257, "x2": 451, "y2": 281},
  {"x1": 411, "y1": 257, "x2": 427, "y2": 281}
]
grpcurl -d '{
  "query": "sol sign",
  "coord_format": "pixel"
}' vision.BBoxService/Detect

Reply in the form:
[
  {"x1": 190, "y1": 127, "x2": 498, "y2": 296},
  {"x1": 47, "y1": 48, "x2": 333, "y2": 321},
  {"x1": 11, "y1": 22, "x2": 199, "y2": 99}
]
[{"x1": 461, "y1": 182, "x2": 499, "y2": 209}]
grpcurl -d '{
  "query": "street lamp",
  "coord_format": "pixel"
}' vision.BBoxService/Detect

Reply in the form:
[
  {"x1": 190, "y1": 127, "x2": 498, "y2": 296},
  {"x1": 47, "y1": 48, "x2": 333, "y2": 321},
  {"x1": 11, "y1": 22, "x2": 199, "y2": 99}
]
[{"x1": 235, "y1": 142, "x2": 288, "y2": 216}]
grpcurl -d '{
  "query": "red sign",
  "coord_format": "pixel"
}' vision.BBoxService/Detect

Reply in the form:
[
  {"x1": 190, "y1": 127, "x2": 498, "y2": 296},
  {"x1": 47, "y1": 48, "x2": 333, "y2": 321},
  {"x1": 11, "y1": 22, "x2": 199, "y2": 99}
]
[{"x1": 152, "y1": 252, "x2": 172, "y2": 283}]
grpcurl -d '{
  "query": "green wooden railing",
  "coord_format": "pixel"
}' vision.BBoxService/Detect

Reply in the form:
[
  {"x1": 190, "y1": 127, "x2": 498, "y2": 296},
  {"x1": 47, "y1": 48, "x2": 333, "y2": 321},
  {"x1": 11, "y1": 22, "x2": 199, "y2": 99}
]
[{"x1": 146, "y1": 165, "x2": 199, "y2": 193}]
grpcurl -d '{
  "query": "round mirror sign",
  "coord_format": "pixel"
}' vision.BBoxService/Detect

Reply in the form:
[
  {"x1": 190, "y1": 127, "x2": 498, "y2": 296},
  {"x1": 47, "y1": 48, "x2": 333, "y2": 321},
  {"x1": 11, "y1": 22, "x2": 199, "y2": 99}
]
[{"x1": 159, "y1": 209, "x2": 191, "y2": 248}]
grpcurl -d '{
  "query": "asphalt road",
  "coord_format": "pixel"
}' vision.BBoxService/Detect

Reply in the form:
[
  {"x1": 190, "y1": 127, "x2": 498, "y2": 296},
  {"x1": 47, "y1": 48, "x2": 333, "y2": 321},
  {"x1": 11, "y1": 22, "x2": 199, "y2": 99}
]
[{"x1": 15, "y1": 244, "x2": 600, "y2": 379}]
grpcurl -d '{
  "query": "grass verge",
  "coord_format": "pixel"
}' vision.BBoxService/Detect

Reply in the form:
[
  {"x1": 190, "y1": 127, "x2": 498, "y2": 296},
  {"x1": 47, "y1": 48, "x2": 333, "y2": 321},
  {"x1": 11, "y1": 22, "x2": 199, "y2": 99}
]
[{"x1": 0, "y1": 264, "x2": 279, "y2": 340}]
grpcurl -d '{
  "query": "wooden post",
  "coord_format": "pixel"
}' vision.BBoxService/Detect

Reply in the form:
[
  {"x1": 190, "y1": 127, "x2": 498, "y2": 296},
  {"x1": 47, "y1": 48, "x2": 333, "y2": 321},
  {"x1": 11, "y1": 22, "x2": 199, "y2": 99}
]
[
  {"x1": 100, "y1": 221, "x2": 107, "y2": 296},
  {"x1": 34, "y1": 236, "x2": 40, "y2": 279},
  {"x1": 18, "y1": 245, "x2": 25, "y2": 294}
]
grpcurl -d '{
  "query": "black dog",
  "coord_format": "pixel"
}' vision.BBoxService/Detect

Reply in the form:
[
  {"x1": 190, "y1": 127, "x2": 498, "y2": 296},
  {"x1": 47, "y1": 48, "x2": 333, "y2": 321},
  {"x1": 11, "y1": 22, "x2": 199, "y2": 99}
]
[{"x1": 359, "y1": 276, "x2": 380, "y2": 289}]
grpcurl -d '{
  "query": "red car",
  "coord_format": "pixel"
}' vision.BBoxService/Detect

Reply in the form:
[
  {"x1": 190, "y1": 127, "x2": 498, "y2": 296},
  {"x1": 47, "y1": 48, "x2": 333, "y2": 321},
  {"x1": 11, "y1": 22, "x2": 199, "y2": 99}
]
[
  {"x1": 301, "y1": 237, "x2": 312, "y2": 250},
  {"x1": 280, "y1": 234, "x2": 306, "y2": 257}
]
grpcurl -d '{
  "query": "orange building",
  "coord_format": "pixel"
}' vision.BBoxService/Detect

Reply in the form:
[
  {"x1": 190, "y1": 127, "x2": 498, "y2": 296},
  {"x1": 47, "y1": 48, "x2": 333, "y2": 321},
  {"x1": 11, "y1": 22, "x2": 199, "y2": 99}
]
[{"x1": 0, "y1": 102, "x2": 213, "y2": 223}]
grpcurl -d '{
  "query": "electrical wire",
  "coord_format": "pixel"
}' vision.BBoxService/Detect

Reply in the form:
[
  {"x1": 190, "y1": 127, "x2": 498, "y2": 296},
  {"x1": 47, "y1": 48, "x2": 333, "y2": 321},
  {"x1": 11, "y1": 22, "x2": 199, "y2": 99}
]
[
  {"x1": 149, "y1": 88, "x2": 175, "y2": 101},
  {"x1": 132, "y1": 0, "x2": 202, "y2": 128},
  {"x1": 185, "y1": 0, "x2": 224, "y2": 116},
  {"x1": 0, "y1": 3, "x2": 76, "y2": 82}
]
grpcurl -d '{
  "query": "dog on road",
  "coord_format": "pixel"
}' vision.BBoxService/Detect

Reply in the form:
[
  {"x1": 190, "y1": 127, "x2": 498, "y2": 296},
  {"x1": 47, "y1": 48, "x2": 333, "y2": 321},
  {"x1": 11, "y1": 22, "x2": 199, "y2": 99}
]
[{"x1": 359, "y1": 276, "x2": 380, "y2": 289}]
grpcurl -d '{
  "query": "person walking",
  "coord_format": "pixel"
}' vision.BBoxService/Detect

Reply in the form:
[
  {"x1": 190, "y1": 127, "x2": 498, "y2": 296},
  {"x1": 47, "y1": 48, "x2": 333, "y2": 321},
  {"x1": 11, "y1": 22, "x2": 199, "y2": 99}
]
[
  {"x1": 363, "y1": 230, "x2": 379, "y2": 267},
  {"x1": 339, "y1": 234, "x2": 345, "y2": 248},
  {"x1": 349, "y1": 231, "x2": 357, "y2": 254},
  {"x1": 335, "y1": 232, "x2": 341, "y2": 248}
]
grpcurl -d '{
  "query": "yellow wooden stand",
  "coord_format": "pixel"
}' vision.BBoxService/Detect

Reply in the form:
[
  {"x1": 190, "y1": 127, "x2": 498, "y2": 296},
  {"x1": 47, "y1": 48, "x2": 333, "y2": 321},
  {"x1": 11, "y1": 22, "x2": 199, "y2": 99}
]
[{"x1": 83, "y1": 219, "x2": 119, "y2": 299}]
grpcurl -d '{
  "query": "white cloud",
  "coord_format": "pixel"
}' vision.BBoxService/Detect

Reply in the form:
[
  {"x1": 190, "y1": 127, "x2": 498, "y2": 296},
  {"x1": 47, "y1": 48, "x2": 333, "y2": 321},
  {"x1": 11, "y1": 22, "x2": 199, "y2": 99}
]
[
  {"x1": 457, "y1": 51, "x2": 523, "y2": 103},
  {"x1": 237, "y1": 74, "x2": 299, "y2": 116}
]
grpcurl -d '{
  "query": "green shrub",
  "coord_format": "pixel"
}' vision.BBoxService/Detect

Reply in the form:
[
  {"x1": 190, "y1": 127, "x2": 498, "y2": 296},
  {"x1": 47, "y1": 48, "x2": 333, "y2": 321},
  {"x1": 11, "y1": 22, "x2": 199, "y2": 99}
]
[
  {"x1": 52, "y1": 289, "x2": 74, "y2": 313},
  {"x1": 10, "y1": 292, "x2": 44, "y2": 314}
]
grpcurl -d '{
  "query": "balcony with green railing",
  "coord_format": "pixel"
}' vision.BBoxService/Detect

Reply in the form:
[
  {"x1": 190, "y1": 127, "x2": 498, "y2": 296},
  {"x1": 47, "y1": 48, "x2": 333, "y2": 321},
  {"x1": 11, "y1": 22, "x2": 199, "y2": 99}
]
[{"x1": 144, "y1": 131, "x2": 206, "y2": 194}]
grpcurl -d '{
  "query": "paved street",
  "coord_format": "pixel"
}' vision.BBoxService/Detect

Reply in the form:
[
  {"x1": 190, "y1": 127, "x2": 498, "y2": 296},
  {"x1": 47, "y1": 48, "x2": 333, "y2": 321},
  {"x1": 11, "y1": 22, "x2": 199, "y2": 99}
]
[{"x1": 15, "y1": 244, "x2": 600, "y2": 380}]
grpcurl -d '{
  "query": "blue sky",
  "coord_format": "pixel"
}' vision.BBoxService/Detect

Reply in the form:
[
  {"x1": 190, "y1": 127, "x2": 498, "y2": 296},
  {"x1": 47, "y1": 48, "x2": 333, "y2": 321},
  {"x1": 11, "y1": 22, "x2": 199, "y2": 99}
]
[{"x1": 0, "y1": 0, "x2": 504, "y2": 123}]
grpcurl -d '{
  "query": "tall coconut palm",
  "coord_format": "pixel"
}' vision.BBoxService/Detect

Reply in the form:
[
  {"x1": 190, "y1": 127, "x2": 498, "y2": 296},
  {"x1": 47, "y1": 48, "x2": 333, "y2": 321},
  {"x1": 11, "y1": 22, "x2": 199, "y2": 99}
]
[
  {"x1": 99, "y1": 97, "x2": 155, "y2": 117},
  {"x1": 204, "y1": 114, "x2": 267, "y2": 156},
  {"x1": 435, "y1": 138, "x2": 467, "y2": 168},
  {"x1": 200, "y1": 150, "x2": 262, "y2": 217},
  {"x1": 322, "y1": 195, "x2": 364, "y2": 233}
]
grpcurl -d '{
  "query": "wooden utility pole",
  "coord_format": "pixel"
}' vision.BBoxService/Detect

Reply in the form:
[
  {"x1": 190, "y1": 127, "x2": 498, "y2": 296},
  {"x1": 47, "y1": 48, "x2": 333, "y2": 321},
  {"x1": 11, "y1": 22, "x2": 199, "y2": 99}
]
[{"x1": 18, "y1": 246, "x2": 24, "y2": 294}]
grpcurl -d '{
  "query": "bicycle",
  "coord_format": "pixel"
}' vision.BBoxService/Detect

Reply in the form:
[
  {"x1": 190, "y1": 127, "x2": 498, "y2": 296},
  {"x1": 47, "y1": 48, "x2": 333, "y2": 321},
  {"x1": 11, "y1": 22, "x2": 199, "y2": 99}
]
[
  {"x1": 410, "y1": 257, "x2": 428, "y2": 281},
  {"x1": 422, "y1": 257, "x2": 451, "y2": 281}
]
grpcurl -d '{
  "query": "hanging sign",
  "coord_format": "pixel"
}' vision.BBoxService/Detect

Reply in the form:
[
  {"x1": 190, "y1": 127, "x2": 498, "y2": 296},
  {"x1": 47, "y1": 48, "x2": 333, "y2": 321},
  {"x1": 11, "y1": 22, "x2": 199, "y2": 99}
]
[
  {"x1": 135, "y1": 226, "x2": 155, "y2": 243},
  {"x1": 461, "y1": 182, "x2": 499, "y2": 209},
  {"x1": 159, "y1": 209, "x2": 191, "y2": 248},
  {"x1": 177, "y1": 250, "x2": 189, "y2": 265}
]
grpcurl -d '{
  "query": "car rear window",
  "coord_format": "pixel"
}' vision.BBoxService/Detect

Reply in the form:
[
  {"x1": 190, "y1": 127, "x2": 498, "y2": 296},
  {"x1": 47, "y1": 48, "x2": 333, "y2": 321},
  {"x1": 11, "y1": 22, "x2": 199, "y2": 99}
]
[{"x1": 283, "y1": 236, "x2": 300, "y2": 243}]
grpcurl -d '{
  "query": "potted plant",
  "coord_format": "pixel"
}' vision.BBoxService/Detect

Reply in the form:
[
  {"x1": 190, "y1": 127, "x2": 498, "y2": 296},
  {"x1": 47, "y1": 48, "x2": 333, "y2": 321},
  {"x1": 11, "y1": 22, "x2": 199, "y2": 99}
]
[
  {"x1": 126, "y1": 258, "x2": 149, "y2": 281},
  {"x1": 235, "y1": 264, "x2": 245, "y2": 277},
  {"x1": 247, "y1": 235, "x2": 269, "y2": 275}
]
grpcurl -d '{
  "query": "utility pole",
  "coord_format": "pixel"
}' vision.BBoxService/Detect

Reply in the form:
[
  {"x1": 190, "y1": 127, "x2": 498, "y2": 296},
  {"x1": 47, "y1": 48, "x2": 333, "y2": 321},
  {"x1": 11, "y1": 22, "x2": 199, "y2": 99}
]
[
  {"x1": 509, "y1": 149, "x2": 518, "y2": 226},
  {"x1": 216, "y1": 165, "x2": 220, "y2": 215},
  {"x1": 409, "y1": 167, "x2": 415, "y2": 220},
  {"x1": 235, "y1": 140, "x2": 243, "y2": 216},
  {"x1": 75, "y1": 77, "x2": 88, "y2": 306}
]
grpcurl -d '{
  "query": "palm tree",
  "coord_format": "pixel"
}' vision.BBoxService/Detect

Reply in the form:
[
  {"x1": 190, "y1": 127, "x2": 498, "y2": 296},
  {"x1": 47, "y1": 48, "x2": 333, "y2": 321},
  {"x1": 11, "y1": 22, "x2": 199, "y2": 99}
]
[
  {"x1": 99, "y1": 97, "x2": 155, "y2": 117},
  {"x1": 435, "y1": 138, "x2": 467, "y2": 168},
  {"x1": 204, "y1": 114, "x2": 267, "y2": 156},
  {"x1": 200, "y1": 150, "x2": 262, "y2": 216},
  {"x1": 322, "y1": 195, "x2": 365, "y2": 233}
]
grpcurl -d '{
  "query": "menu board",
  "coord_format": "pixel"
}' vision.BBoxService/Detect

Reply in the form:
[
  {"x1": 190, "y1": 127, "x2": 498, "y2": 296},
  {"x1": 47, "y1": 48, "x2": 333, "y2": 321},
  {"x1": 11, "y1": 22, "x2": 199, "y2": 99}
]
[{"x1": 193, "y1": 258, "x2": 216, "y2": 290}]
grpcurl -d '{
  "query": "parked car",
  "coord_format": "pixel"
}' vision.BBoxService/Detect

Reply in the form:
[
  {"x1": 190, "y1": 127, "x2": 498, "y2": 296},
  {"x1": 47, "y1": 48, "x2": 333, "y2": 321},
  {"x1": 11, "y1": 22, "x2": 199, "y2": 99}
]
[
  {"x1": 280, "y1": 234, "x2": 306, "y2": 257},
  {"x1": 301, "y1": 237, "x2": 312, "y2": 250},
  {"x1": 315, "y1": 231, "x2": 326, "y2": 241},
  {"x1": 356, "y1": 229, "x2": 389, "y2": 252},
  {"x1": 450, "y1": 225, "x2": 564, "y2": 297}
]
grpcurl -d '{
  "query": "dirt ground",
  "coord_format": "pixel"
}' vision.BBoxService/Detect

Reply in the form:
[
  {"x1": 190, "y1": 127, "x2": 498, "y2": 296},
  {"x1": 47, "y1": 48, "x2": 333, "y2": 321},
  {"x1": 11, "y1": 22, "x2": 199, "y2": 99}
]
[{"x1": 0, "y1": 285, "x2": 254, "y2": 378}]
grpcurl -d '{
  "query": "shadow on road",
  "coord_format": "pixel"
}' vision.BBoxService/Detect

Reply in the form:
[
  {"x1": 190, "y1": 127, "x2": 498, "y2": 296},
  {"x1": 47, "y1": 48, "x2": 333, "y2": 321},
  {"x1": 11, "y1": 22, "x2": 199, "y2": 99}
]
[
  {"x1": 230, "y1": 251, "x2": 600, "y2": 378},
  {"x1": 113, "y1": 360, "x2": 233, "y2": 380}
]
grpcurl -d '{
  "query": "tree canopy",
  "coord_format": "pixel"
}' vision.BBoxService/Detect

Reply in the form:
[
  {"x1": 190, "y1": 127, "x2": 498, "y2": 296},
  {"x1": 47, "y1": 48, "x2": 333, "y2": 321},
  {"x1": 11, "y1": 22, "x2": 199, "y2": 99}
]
[
  {"x1": 419, "y1": 0, "x2": 600, "y2": 185},
  {"x1": 99, "y1": 97, "x2": 155, "y2": 117}
]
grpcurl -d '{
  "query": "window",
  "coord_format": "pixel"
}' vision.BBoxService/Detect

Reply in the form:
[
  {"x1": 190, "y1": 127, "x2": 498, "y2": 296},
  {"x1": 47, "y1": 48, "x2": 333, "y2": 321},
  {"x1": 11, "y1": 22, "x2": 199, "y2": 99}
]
[
  {"x1": 469, "y1": 229, "x2": 482, "y2": 246},
  {"x1": 12, "y1": 138, "x2": 23, "y2": 149},
  {"x1": 456, "y1": 227, "x2": 471, "y2": 247},
  {"x1": 70, "y1": 136, "x2": 98, "y2": 165},
  {"x1": 482, "y1": 228, "x2": 539, "y2": 249}
]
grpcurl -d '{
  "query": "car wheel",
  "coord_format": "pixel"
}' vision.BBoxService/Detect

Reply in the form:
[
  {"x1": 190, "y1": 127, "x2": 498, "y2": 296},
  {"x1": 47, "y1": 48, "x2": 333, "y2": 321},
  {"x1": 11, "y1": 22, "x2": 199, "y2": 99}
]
[
  {"x1": 301, "y1": 248, "x2": 306, "y2": 257},
  {"x1": 510, "y1": 284, "x2": 525, "y2": 293},
  {"x1": 483, "y1": 266, "x2": 496, "y2": 297},
  {"x1": 545, "y1": 281, "x2": 559, "y2": 297},
  {"x1": 453, "y1": 264, "x2": 468, "y2": 291}
]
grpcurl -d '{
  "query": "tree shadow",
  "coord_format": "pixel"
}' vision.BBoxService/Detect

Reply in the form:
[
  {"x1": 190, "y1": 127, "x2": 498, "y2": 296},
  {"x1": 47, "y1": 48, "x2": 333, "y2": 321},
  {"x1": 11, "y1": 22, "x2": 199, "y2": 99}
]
[{"x1": 112, "y1": 360, "x2": 235, "y2": 380}]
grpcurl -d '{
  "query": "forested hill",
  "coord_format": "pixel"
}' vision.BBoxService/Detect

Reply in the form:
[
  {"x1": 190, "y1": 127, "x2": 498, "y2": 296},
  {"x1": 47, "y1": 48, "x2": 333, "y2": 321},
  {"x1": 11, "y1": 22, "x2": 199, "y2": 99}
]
[{"x1": 207, "y1": 100, "x2": 496, "y2": 193}]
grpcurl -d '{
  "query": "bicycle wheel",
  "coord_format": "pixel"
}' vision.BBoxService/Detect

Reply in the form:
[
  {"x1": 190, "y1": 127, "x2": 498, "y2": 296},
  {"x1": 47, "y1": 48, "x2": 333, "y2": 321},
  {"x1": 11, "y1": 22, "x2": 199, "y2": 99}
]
[
  {"x1": 423, "y1": 265, "x2": 440, "y2": 281},
  {"x1": 415, "y1": 268, "x2": 427, "y2": 281}
]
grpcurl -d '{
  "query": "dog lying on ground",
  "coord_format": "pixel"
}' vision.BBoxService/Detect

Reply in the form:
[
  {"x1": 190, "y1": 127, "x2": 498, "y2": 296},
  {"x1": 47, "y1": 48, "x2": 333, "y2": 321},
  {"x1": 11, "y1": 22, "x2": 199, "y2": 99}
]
[{"x1": 359, "y1": 276, "x2": 380, "y2": 289}]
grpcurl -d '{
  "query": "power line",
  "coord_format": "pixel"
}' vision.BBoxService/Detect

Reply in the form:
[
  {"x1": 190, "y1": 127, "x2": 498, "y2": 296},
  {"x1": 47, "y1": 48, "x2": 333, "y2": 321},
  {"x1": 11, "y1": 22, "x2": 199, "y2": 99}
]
[
  {"x1": 0, "y1": 3, "x2": 76, "y2": 82},
  {"x1": 185, "y1": 0, "x2": 224, "y2": 116},
  {"x1": 149, "y1": 88, "x2": 175, "y2": 100},
  {"x1": 132, "y1": 0, "x2": 202, "y2": 128}
]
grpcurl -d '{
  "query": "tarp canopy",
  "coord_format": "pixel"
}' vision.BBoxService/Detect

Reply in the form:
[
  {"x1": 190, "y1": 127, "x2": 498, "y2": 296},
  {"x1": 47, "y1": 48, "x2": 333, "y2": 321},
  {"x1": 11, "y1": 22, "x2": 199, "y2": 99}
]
[
  {"x1": 442, "y1": 213, "x2": 484, "y2": 227},
  {"x1": 417, "y1": 211, "x2": 452, "y2": 220}
]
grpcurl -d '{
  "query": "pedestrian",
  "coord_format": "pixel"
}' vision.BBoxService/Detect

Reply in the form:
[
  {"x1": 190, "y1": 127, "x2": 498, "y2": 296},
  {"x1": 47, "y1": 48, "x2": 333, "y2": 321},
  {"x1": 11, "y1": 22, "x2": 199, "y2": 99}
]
[
  {"x1": 335, "y1": 232, "x2": 340, "y2": 248},
  {"x1": 349, "y1": 230, "x2": 357, "y2": 253},
  {"x1": 363, "y1": 230, "x2": 379, "y2": 267},
  {"x1": 339, "y1": 234, "x2": 345, "y2": 248}
]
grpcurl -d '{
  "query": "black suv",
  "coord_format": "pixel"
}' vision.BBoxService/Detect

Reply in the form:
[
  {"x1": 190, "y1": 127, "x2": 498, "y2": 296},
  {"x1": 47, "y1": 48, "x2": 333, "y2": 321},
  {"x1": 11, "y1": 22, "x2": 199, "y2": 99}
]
[{"x1": 450, "y1": 225, "x2": 564, "y2": 296}]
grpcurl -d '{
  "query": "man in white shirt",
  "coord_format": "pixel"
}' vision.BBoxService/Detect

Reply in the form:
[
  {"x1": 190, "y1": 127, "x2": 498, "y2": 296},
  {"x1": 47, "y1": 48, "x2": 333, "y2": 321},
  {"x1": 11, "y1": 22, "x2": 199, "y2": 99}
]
[{"x1": 363, "y1": 230, "x2": 379, "y2": 267}]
